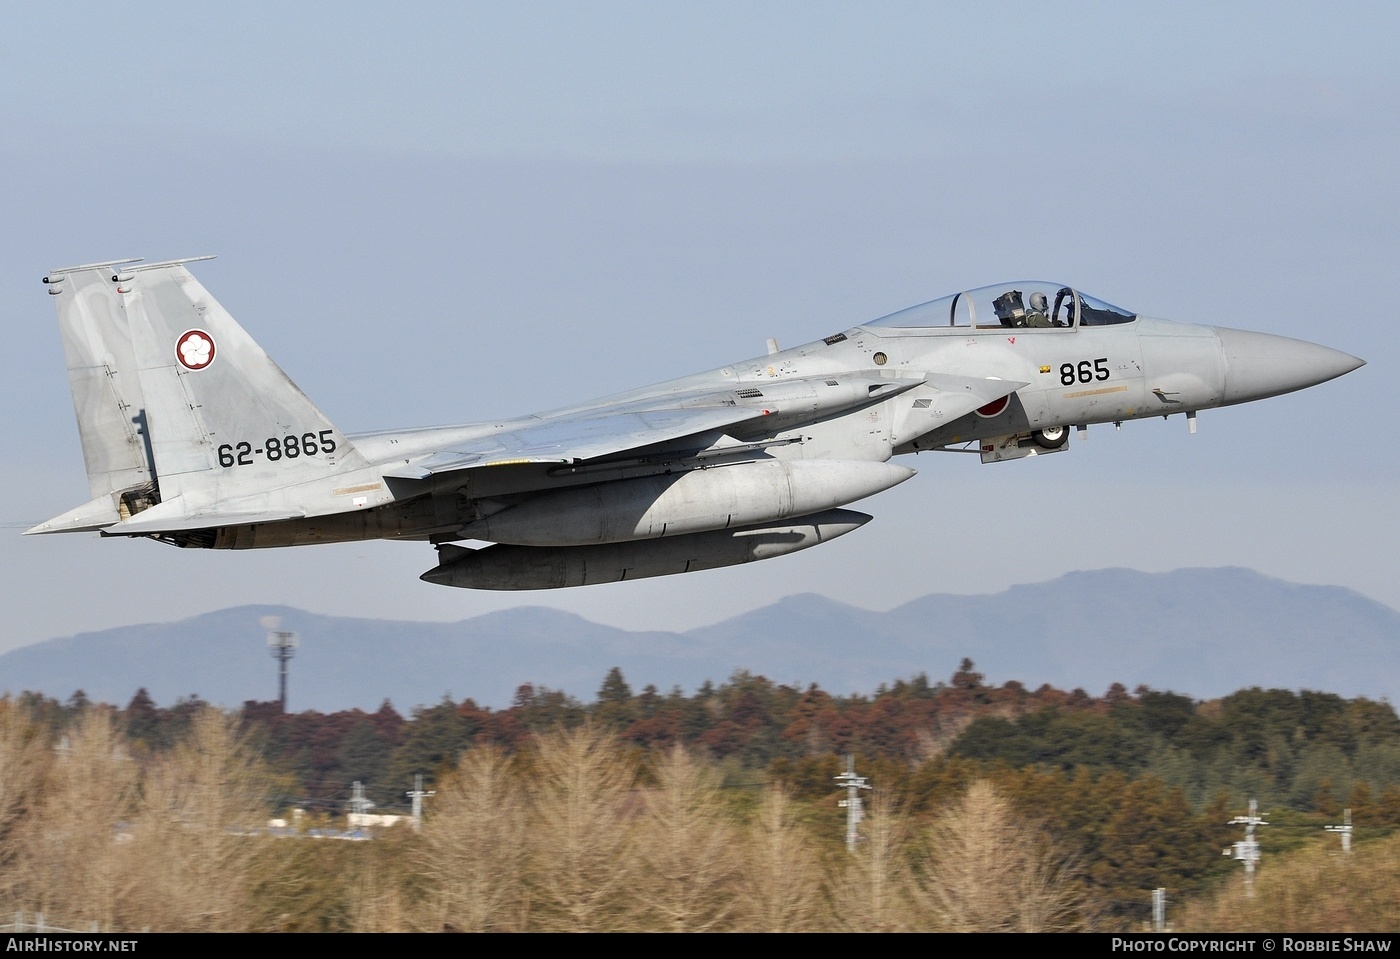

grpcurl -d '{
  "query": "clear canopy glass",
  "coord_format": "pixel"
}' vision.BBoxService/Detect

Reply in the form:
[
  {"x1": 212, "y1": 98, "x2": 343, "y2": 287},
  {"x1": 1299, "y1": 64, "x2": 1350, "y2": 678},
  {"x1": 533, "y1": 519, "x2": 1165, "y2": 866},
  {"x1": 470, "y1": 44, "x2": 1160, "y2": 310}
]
[{"x1": 866, "y1": 282, "x2": 1136, "y2": 330}]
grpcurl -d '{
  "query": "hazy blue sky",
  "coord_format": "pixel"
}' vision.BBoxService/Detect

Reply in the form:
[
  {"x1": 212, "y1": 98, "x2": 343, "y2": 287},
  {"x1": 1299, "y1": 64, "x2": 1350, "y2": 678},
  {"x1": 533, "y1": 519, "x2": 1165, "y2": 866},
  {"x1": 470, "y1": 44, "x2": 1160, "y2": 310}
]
[{"x1": 2, "y1": 2, "x2": 1395, "y2": 655}]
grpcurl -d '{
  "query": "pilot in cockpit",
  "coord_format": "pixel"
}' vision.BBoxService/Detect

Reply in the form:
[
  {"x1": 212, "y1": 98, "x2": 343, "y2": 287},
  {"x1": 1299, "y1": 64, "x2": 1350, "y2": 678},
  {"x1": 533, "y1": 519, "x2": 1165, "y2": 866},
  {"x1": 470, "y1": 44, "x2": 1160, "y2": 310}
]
[
  {"x1": 1025, "y1": 291, "x2": 1054, "y2": 328},
  {"x1": 996, "y1": 289, "x2": 1058, "y2": 329}
]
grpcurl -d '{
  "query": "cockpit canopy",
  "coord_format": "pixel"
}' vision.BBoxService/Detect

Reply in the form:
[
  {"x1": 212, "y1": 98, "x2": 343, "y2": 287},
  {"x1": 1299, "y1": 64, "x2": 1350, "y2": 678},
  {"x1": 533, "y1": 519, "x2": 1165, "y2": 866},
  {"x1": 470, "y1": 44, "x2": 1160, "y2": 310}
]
[{"x1": 866, "y1": 282, "x2": 1136, "y2": 330}]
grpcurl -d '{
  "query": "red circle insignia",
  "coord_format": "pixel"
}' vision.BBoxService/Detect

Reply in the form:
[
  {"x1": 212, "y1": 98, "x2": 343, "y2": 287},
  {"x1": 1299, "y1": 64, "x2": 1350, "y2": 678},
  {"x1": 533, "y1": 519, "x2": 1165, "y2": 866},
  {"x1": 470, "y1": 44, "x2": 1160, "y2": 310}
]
[
  {"x1": 175, "y1": 329, "x2": 216, "y2": 370},
  {"x1": 975, "y1": 395, "x2": 1009, "y2": 418}
]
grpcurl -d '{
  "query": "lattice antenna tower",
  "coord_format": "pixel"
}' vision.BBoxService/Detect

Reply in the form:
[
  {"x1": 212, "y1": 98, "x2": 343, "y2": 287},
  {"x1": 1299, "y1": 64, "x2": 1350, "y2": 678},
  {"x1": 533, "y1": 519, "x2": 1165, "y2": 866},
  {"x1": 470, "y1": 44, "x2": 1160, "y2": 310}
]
[{"x1": 261, "y1": 615, "x2": 298, "y2": 712}]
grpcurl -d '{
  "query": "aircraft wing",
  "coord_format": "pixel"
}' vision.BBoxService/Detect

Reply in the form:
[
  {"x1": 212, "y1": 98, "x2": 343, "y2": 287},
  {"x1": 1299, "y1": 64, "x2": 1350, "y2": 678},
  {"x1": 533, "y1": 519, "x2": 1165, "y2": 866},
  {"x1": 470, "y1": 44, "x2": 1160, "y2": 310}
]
[
  {"x1": 382, "y1": 372, "x2": 1025, "y2": 480},
  {"x1": 382, "y1": 402, "x2": 773, "y2": 478}
]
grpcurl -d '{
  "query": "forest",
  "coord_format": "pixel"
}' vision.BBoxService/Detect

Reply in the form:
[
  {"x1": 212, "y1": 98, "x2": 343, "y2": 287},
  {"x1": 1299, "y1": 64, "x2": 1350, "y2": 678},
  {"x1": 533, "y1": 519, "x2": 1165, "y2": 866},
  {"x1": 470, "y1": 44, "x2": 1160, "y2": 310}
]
[{"x1": 6, "y1": 659, "x2": 1399, "y2": 932}]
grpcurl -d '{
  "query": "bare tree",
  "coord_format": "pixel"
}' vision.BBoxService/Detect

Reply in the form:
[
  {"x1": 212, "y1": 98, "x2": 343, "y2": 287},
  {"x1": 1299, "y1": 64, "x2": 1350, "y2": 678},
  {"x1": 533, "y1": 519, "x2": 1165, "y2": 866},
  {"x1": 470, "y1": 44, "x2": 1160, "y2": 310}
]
[
  {"x1": 415, "y1": 745, "x2": 527, "y2": 931},
  {"x1": 835, "y1": 791, "x2": 915, "y2": 932},
  {"x1": 0, "y1": 701, "x2": 48, "y2": 905},
  {"x1": 735, "y1": 785, "x2": 825, "y2": 932},
  {"x1": 348, "y1": 853, "x2": 413, "y2": 933},
  {"x1": 525, "y1": 724, "x2": 637, "y2": 931},
  {"x1": 631, "y1": 745, "x2": 739, "y2": 931},
  {"x1": 123, "y1": 707, "x2": 270, "y2": 931},
  {"x1": 917, "y1": 779, "x2": 1087, "y2": 932},
  {"x1": 21, "y1": 709, "x2": 136, "y2": 930}
]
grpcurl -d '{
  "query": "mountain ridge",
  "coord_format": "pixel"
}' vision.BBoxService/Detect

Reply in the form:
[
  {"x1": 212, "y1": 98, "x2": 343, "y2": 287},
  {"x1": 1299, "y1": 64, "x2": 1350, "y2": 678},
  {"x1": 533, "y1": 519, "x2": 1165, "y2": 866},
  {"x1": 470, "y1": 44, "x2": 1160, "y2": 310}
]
[{"x1": 2, "y1": 567, "x2": 1395, "y2": 712}]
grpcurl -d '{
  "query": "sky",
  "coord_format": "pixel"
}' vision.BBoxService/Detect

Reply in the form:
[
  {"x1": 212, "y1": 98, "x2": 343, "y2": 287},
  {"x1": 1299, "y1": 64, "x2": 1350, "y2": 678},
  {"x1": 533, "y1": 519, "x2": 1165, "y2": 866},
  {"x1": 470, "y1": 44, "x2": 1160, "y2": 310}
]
[{"x1": 1, "y1": 1, "x2": 1396, "y2": 656}]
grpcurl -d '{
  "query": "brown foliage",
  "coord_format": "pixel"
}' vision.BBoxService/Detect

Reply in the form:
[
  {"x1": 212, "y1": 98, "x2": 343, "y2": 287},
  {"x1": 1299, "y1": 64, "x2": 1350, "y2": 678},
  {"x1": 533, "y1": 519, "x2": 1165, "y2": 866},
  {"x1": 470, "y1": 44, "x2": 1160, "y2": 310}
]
[
  {"x1": 525, "y1": 724, "x2": 637, "y2": 931},
  {"x1": 734, "y1": 786, "x2": 826, "y2": 931},
  {"x1": 834, "y1": 792, "x2": 915, "y2": 931},
  {"x1": 120, "y1": 708, "x2": 271, "y2": 931},
  {"x1": 1179, "y1": 834, "x2": 1400, "y2": 932},
  {"x1": 916, "y1": 779, "x2": 1089, "y2": 931},
  {"x1": 415, "y1": 746, "x2": 527, "y2": 931},
  {"x1": 631, "y1": 745, "x2": 740, "y2": 931},
  {"x1": 21, "y1": 710, "x2": 137, "y2": 929}
]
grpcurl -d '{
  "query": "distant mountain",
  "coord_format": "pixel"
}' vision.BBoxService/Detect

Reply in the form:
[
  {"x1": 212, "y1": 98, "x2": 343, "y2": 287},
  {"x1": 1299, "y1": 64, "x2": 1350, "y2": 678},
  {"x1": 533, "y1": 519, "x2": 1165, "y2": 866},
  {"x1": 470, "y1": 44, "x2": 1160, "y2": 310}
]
[{"x1": 1, "y1": 568, "x2": 1395, "y2": 712}]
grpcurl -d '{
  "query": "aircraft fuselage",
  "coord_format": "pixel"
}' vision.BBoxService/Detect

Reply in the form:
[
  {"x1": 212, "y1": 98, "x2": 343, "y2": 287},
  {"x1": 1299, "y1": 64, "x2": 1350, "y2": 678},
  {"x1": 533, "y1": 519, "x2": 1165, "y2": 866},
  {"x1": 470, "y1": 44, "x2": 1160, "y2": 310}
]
[{"x1": 33, "y1": 266, "x2": 1363, "y2": 588}]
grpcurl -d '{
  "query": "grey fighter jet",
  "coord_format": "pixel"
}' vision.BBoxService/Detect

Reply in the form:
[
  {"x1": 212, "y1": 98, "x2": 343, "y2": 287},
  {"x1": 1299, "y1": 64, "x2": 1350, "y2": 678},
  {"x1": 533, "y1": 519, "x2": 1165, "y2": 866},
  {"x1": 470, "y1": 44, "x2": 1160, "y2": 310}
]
[{"x1": 31, "y1": 260, "x2": 1363, "y2": 589}]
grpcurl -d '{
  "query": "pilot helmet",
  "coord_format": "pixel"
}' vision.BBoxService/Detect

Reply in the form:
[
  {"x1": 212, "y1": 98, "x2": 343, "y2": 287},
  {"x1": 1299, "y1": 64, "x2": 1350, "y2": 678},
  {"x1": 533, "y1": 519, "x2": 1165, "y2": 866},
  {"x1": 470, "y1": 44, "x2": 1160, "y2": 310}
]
[{"x1": 1028, "y1": 291, "x2": 1048, "y2": 313}]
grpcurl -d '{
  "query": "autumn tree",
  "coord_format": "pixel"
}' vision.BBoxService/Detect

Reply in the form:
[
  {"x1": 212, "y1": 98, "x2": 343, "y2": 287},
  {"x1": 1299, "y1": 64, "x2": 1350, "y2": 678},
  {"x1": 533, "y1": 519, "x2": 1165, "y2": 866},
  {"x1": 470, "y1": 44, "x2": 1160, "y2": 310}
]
[
  {"x1": 834, "y1": 791, "x2": 914, "y2": 932},
  {"x1": 22, "y1": 709, "x2": 137, "y2": 930},
  {"x1": 631, "y1": 745, "x2": 738, "y2": 931},
  {"x1": 123, "y1": 708, "x2": 271, "y2": 931},
  {"x1": 735, "y1": 786, "x2": 825, "y2": 931},
  {"x1": 416, "y1": 746, "x2": 527, "y2": 931},
  {"x1": 1090, "y1": 775, "x2": 1212, "y2": 917},
  {"x1": 917, "y1": 779, "x2": 1087, "y2": 931},
  {"x1": 0, "y1": 700, "x2": 47, "y2": 904},
  {"x1": 525, "y1": 724, "x2": 636, "y2": 931}
]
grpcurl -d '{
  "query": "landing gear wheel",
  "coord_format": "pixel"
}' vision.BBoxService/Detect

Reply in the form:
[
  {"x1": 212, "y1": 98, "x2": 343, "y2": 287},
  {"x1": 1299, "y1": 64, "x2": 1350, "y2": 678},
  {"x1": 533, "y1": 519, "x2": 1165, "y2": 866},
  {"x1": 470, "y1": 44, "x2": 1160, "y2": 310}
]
[{"x1": 1032, "y1": 425, "x2": 1069, "y2": 450}]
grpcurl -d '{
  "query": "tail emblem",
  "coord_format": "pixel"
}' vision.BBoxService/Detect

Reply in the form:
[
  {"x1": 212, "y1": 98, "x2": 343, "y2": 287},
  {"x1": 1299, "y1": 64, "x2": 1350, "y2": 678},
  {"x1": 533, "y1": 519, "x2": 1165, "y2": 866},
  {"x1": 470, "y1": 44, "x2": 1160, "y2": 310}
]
[{"x1": 175, "y1": 329, "x2": 216, "y2": 370}]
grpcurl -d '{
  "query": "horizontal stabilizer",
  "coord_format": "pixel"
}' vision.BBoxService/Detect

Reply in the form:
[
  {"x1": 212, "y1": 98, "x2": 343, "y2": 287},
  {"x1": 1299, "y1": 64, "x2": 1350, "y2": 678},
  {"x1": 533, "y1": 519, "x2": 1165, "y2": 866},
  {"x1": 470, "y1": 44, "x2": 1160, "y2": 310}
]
[
  {"x1": 25, "y1": 496, "x2": 123, "y2": 535},
  {"x1": 105, "y1": 503, "x2": 306, "y2": 536}
]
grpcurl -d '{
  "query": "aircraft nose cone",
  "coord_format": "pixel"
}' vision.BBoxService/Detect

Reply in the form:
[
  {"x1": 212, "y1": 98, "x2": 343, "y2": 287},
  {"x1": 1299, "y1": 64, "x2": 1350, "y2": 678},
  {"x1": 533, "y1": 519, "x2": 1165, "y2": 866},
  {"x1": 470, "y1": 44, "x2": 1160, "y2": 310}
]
[{"x1": 1215, "y1": 327, "x2": 1364, "y2": 406}]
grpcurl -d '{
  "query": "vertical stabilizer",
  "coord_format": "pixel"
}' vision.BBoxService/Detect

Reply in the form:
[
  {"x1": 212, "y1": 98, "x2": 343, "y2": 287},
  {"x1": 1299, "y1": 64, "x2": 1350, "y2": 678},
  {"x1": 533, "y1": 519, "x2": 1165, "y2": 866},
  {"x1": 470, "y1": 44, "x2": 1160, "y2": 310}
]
[
  {"x1": 123, "y1": 260, "x2": 370, "y2": 506},
  {"x1": 42, "y1": 260, "x2": 152, "y2": 511}
]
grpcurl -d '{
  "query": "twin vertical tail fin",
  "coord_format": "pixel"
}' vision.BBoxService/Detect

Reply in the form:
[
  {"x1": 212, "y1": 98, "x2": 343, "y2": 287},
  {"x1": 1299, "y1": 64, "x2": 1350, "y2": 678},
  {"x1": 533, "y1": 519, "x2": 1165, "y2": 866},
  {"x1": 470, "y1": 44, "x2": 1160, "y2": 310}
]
[
  {"x1": 121, "y1": 259, "x2": 372, "y2": 502},
  {"x1": 30, "y1": 257, "x2": 374, "y2": 537},
  {"x1": 35, "y1": 259, "x2": 154, "y2": 531}
]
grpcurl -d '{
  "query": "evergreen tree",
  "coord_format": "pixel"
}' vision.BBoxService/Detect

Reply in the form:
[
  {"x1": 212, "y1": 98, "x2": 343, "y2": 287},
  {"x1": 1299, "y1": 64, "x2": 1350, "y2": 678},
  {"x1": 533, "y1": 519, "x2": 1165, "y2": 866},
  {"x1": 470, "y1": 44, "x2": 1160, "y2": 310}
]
[{"x1": 595, "y1": 667, "x2": 636, "y2": 727}]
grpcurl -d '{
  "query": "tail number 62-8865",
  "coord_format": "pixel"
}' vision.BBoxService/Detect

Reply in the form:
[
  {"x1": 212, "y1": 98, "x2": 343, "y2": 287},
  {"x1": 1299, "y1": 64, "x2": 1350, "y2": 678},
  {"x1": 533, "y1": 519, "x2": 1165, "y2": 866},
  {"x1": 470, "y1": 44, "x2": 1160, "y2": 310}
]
[{"x1": 217, "y1": 430, "x2": 337, "y2": 468}]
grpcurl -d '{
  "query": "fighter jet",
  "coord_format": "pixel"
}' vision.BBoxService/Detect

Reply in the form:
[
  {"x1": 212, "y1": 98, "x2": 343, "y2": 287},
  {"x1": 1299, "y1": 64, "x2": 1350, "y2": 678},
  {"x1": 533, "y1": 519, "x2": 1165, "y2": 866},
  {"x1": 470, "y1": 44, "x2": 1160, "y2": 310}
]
[{"x1": 31, "y1": 258, "x2": 1363, "y2": 590}]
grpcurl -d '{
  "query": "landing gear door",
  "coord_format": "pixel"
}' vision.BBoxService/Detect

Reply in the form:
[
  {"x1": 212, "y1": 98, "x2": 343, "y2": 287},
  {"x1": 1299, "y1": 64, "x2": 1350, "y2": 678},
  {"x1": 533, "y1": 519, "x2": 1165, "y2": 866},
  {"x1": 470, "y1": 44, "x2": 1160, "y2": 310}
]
[{"x1": 979, "y1": 428, "x2": 1070, "y2": 463}]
